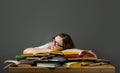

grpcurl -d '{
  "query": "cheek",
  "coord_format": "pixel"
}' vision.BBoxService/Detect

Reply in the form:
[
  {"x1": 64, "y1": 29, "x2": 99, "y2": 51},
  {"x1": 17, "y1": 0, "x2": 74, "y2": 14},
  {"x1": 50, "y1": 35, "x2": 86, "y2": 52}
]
[
  {"x1": 50, "y1": 43, "x2": 63, "y2": 51},
  {"x1": 51, "y1": 46, "x2": 60, "y2": 51},
  {"x1": 54, "y1": 47, "x2": 62, "y2": 51}
]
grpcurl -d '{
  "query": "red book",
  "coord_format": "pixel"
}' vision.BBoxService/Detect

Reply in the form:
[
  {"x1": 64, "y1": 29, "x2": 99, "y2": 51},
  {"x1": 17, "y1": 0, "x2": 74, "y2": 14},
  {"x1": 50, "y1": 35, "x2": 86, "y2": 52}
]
[{"x1": 64, "y1": 54, "x2": 80, "y2": 58}]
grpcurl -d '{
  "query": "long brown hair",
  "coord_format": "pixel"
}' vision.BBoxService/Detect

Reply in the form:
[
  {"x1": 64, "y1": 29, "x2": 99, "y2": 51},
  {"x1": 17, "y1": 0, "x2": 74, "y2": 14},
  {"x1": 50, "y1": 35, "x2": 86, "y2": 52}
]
[{"x1": 53, "y1": 33, "x2": 75, "y2": 50}]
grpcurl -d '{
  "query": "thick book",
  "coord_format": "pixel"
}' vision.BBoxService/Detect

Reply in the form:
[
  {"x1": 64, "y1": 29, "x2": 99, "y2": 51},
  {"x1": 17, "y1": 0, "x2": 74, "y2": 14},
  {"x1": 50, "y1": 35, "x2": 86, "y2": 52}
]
[
  {"x1": 36, "y1": 62, "x2": 61, "y2": 68},
  {"x1": 64, "y1": 61, "x2": 95, "y2": 68},
  {"x1": 62, "y1": 49, "x2": 98, "y2": 61}
]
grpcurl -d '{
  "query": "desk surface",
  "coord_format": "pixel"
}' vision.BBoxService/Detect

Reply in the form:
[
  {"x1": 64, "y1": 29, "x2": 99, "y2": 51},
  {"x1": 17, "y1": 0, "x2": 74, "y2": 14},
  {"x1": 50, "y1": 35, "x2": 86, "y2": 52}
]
[{"x1": 9, "y1": 65, "x2": 115, "y2": 73}]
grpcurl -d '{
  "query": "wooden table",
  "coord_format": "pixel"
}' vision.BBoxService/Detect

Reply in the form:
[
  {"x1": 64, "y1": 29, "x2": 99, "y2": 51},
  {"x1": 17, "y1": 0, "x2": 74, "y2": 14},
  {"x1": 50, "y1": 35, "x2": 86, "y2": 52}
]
[{"x1": 9, "y1": 65, "x2": 115, "y2": 73}]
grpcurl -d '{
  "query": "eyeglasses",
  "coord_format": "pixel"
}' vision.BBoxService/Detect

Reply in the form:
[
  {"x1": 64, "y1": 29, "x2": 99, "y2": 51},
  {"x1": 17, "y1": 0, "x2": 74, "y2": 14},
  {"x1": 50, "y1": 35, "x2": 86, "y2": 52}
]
[{"x1": 52, "y1": 40, "x2": 64, "y2": 48}]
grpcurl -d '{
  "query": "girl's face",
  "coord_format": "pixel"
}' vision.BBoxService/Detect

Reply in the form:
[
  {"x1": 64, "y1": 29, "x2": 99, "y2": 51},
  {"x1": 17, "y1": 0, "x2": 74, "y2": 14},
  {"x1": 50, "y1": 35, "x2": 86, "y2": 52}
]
[{"x1": 51, "y1": 36, "x2": 64, "y2": 51}]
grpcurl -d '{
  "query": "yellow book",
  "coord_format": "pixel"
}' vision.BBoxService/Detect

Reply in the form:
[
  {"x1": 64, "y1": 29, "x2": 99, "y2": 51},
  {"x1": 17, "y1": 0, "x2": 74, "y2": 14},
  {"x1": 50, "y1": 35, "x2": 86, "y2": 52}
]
[
  {"x1": 21, "y1": 53, "x2": 34, "y2": 57},
  {"x1": 65, "y1": 61, "x2": 94, "y2": 68},
  {"x1": 21, "y1": 53, "x2": 49, "y2": 57},
  {"x1": 34, "y1": 53, "x2": 49, "y2": 56},
  {"x1": 49, "y1": 51, "x2": 64, "y2": 55},
  {"x1": 65, "y1": 62, "x2": 81, "y2": 68},
  {"x1": 63, "y1": 52, "x2": 78, "y2": 55},
  {"x1": 67, "y1": 57, "x2": 97, "y2": 61}
]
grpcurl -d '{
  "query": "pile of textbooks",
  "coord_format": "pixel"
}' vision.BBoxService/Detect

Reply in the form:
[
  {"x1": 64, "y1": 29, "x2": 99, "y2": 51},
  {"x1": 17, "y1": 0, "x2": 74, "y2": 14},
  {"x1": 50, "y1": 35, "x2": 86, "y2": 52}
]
[{"x1": 4, "y1": 49, "x2": 110, "y2": 69}]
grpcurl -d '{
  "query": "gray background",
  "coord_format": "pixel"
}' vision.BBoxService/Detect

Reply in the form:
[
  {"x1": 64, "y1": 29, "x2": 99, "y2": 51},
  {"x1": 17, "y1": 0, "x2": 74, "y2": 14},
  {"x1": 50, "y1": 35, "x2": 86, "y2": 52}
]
[{"x1": 0, "y1": 0, "x2": 120, "y2": 73}]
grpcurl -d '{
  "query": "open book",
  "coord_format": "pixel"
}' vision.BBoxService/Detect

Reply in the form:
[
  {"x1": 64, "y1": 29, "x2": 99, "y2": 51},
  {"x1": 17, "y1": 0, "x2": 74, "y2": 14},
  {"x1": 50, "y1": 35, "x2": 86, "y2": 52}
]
[
  {"x1": 3, "y1": 60, "x2": 20, "y2": 69},
  {"x1": 62, "y1": 49, "x2": 97, "y2": 60},
  {"x1": 23, "y1": 48, "x2": 97, "y2": 60},
  {"x1": 3, "y1": 59, "x2": 35, "y2": 69}
]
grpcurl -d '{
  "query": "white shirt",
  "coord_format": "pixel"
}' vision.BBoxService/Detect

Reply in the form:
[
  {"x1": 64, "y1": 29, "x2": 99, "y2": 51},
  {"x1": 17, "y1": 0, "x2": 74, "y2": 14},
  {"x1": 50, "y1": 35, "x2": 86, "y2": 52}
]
[{"x1": 36, "y1": 43, "x2": 51, "y2": 49}]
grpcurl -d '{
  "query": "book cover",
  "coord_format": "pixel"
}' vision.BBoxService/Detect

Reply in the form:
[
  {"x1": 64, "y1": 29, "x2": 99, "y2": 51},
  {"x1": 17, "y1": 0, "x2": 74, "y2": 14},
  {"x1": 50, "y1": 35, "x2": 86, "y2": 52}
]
[{"x1": 36, "y1": 62, "x2": 61, "y2": 68}]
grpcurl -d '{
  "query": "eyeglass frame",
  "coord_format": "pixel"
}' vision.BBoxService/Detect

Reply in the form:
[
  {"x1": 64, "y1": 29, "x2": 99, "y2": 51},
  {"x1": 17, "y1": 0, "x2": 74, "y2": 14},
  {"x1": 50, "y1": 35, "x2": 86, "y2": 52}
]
[{"x1": 52, "y1": 39, "x2": 64, "y2": 49}]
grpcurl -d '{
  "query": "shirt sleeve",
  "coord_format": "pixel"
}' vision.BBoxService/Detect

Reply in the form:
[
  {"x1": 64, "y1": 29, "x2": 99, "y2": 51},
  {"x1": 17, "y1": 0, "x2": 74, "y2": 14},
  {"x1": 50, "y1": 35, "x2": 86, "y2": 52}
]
[{"x1": 35, "y1": 43, "x2": 51, "y2": 49}]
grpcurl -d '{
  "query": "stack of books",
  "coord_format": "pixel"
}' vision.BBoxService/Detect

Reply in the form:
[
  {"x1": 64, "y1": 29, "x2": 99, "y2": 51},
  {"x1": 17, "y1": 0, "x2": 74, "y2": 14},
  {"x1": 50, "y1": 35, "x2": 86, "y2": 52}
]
[{"x1": 3, "y1": 48, "x2": 111, "y2": 69}]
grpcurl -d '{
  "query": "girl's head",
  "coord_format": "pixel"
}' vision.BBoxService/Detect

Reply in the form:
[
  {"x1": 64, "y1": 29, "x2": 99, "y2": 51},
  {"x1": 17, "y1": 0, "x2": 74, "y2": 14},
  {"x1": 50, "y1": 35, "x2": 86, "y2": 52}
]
[{"x1": 51, "y1": 33, "x2": 75, "y2": 51}]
